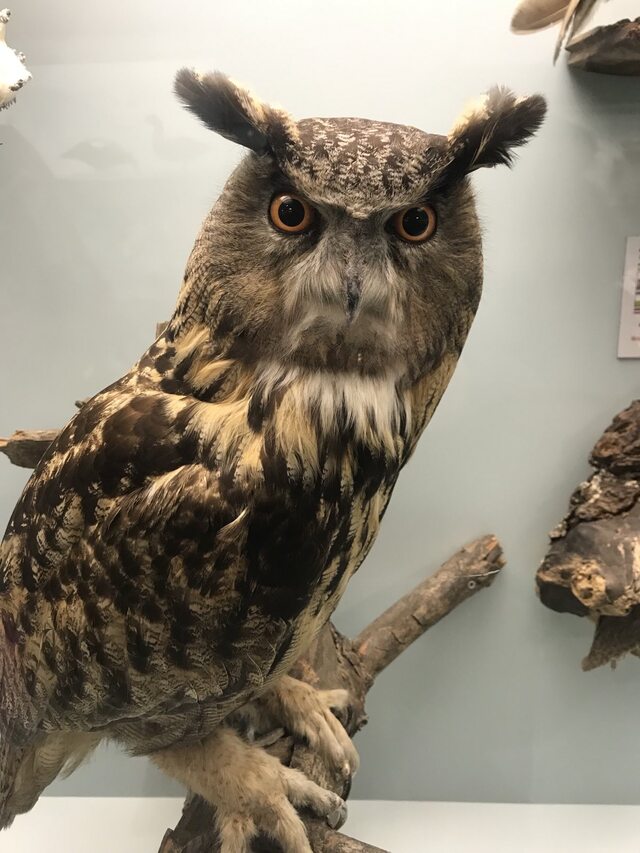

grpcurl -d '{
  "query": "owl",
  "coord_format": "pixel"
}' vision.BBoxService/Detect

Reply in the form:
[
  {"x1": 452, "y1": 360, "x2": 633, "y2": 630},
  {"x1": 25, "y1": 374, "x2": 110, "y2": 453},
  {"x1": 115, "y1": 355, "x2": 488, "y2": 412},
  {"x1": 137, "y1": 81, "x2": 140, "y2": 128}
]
[{"x1": 0, "y1": 70, "x2": 545, "y2": 851}]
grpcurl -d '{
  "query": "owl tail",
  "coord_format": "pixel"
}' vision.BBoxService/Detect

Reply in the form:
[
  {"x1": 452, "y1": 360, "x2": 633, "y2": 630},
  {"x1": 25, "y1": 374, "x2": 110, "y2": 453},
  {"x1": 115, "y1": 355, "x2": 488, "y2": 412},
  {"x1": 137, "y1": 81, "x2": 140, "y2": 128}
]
[
  {"x1": 0, "y1": 627, "x2": 28, "y2": 830},
  {"x1": 0, "y1": 632, "x2": 101, "y2": 828},
  {"x1": 0, "y1": 730, "x2": 101, "y2": 829},
  {"x1": 0, "y1": 734, "x2": 25, "y2": 829},
  {"x1": 0, "y1": 733, "x2": 67, "y2": 829}
]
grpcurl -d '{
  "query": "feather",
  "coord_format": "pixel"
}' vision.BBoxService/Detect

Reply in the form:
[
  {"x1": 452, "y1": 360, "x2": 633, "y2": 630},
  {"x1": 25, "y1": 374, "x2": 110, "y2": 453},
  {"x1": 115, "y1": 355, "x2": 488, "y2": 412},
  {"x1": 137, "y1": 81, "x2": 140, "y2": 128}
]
[
  {"x1": 174, "y1": 68, "x2": 270, "y2": 153},
  {"x1": 446, "y1": 87, "x2": 547, "y2": 180},
  {"x1": 511, "y1": 0, "x2": 571, "y2": 33},
  {"x1": 173, "y1": 69, "x2": 297, "y2": 154},
  {"x1": 553, "y1": 0, "x2": 599, "y2": 62},
  {"x1": 567, "y1": 0, "x2": 601, "y2": 39}
]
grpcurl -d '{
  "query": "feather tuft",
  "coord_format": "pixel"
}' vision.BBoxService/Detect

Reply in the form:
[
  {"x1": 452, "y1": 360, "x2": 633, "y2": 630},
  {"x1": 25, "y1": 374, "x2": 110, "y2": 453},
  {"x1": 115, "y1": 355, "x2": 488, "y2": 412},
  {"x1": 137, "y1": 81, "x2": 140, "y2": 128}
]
[
  {"x1": 445, "y1": 87, "x2": 547, "y2": 180},
  {"x1": 174, "y1": 68, "x2": 296, "y2": 154}
]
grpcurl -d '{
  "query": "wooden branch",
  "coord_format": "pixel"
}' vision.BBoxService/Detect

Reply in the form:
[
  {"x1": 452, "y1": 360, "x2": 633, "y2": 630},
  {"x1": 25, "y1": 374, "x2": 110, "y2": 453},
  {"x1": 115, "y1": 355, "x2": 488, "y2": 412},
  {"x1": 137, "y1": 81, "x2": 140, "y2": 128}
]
[
  {"x1": 159, "y1": 794, "x2": 387, "y2": 853},
  {"x1": 160, "y1": 535, "x2": 506, "y2": 853},
  {"x1": 354, "y1": 534, "x2": 504, "y2": 684},
  {"x1": 0, "y1": 429, "x2": 59, "y2": 468},
  {"x1": 566, "y1": 17, "x2": 640, "y2": 76}
]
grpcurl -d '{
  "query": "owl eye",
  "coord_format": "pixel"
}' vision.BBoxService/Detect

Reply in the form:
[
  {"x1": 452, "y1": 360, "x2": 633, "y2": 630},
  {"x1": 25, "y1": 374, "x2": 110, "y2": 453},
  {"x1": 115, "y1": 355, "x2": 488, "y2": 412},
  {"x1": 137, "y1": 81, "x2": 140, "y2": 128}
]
[
  {"x1": 269, "y1": 194, "x2": 316, "y2": 234},
  {"x1": 391, "y1": 205, "x2": 437, "y2": 243}
]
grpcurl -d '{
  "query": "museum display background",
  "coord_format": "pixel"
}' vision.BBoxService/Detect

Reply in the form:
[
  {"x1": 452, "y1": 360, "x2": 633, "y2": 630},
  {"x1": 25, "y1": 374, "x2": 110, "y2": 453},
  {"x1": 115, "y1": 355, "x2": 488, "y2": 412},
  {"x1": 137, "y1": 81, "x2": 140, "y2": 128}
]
[{"x1": 1, "y1": 0, "x2": 639, "y2": 804}]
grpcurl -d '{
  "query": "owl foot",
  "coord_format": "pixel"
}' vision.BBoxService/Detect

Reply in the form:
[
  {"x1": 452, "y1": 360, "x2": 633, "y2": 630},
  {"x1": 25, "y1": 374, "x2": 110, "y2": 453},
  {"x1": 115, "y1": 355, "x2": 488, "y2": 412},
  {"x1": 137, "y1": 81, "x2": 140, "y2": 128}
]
[
  {"x1": 260, "y1": 676, "x2": 360, "y2": 781},
  {"x1": 152, "y1": 725, "x2": 346, "y2": 853}
]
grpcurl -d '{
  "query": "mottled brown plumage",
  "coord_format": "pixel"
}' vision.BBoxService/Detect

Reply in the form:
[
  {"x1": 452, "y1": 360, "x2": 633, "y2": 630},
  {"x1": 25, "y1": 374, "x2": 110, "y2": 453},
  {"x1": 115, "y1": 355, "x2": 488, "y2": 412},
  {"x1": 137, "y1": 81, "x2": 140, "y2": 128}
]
[{"x1": 0, "y1": 69, "x2": 545, "y2": 849}]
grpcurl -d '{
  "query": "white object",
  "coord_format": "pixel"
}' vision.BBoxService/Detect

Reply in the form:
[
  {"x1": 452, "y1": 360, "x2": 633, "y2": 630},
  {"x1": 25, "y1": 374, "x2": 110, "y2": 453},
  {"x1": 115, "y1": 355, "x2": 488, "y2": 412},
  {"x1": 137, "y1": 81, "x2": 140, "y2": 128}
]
[
  {"x1": 617, "y1": 236, "x2": 640, "y2": 358},
  {"x1": 0, "y1": 8, "x2": 31, "y2": 111},
  {"x1": 4, "y1": 798, "x2": 640, "y2": 853}
]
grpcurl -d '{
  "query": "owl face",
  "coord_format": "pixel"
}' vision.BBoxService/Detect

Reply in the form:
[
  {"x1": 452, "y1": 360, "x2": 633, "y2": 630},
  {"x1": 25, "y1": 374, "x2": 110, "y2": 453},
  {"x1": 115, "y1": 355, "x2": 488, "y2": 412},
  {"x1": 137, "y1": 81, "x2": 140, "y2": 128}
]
[{"x1": 174, "y1": 72, "x2": 545, "y2": 386}]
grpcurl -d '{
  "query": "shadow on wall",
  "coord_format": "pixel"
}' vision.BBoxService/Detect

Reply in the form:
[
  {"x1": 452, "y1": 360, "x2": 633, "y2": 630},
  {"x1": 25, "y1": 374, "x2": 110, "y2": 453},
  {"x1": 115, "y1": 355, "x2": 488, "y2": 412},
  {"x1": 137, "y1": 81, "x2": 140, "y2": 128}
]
[{"x1": 565, "y1": 71, "x2": 640, "y2": 210}]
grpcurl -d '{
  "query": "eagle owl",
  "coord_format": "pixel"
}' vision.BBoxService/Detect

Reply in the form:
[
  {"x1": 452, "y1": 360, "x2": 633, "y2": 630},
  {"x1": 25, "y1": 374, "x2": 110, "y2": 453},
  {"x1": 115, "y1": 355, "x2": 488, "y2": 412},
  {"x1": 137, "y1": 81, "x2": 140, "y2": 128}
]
[{"x1": 0, "y1": 70, "x2": 545, "y2": 851}]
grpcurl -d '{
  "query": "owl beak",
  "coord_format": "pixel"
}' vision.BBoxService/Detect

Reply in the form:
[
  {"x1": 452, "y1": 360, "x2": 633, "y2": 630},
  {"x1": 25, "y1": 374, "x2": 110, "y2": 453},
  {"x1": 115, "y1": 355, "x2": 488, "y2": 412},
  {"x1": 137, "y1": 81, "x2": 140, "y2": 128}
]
[{"x1": 345, "y1": 278, "x2": 362, "y2": 323}]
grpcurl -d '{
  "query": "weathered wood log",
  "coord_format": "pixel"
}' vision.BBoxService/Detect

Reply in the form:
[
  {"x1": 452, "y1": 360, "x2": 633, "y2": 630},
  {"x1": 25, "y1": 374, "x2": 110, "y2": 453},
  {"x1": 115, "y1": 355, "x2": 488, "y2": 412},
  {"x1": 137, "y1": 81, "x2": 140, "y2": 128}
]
[
  {"x1": 0, "y1": 429, "x2": 60, "y2": 468},
  {"x1": 1, "y1": 418, "x2": 505, "y2": 850},
  {"x1": 537, "y1": 400, "x2": 640, "y2": 670},
  {"x1": 159, "y1": 536, "x2": 505, "y2": 853},
  {"x1": 354, "y1": 536, "x2": 503, "y2": 682},
  {"x1": 159, "y1": 794, "x2": 388, "y2": 853},
  {"x1": 566, "y1": 17, "x2": 640, "y2": 75}
]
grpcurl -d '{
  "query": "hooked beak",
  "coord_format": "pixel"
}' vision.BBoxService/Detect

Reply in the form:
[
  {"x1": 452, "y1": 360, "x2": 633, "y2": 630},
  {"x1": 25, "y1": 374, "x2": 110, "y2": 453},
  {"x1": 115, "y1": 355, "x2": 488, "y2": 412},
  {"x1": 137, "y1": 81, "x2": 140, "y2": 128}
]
[{"x1": 345, "y1": 278, "x2": 362, "y2": 323}]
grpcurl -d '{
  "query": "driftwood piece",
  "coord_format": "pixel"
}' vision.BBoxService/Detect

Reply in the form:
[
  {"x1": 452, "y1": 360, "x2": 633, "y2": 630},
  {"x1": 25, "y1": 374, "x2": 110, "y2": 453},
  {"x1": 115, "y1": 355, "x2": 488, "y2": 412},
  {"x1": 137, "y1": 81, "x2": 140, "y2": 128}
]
[
  {"x1": 537, "y1": 400, "x2": 640, "y2": 670},
  {"x1": 566, "y1": 17, "x2": 640, "y2": 75},
  {"x1": 0, "y1": 429, "x2": 60, "y2": 468},
  {"x1": 1, "y1": 421, "x2": 505, "y2": 850},
  {"x1": 509, "y1": 1, "x2": 640, "y2": 75},
  {"x1": 159, "y1": 536, "x2": 505, "y2": 853}
]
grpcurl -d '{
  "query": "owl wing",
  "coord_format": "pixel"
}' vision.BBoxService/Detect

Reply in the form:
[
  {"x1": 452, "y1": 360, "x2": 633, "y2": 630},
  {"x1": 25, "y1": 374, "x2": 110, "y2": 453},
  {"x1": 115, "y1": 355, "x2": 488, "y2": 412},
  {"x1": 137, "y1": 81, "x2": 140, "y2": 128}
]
[{"x1": 0, "y1": 378, "x2": 292, "y2": 745}]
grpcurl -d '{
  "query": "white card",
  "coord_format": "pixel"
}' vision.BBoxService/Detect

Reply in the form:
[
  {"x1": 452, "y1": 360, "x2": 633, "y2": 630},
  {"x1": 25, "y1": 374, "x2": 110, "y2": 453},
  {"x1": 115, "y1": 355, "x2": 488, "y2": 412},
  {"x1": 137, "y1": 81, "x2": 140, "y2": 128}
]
[{"x1": 618, "y1": 236, "x2": 640, "y2": 359}]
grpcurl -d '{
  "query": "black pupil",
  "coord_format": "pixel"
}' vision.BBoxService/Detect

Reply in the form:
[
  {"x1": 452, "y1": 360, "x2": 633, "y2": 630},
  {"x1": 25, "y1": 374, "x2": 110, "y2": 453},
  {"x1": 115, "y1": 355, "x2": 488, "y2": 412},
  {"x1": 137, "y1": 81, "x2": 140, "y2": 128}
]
[
  {"x1": 402, "y1": 207, "x2": 429, "y2": 237},
  {"x1": 278, "y1": 197, "x2": 306, "y2": 228}
]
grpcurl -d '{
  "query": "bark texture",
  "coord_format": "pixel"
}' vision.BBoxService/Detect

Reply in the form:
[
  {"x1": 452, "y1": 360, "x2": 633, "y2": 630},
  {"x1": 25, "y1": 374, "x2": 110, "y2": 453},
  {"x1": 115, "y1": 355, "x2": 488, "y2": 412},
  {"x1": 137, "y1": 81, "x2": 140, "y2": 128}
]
[
  {"x1": 0, "y1": 430, "x2": 60, "y2": 468},
  {"x1": 566, "y1": 18, "x2": 640, "y2": 75},
  {"x1": 537, "y1": 400, "x2": 640, "y2": 670}
]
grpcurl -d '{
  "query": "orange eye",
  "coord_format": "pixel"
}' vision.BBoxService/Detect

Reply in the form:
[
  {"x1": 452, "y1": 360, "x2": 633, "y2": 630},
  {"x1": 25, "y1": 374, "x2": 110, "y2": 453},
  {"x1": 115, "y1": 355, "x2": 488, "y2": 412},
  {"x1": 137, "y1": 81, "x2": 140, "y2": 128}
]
[
  {"x1": 269, "y1": 194, "x2": 316, "y2": 234},
  {"x1": 391, "y1": 205, "x2": 437, "y2": 243}
]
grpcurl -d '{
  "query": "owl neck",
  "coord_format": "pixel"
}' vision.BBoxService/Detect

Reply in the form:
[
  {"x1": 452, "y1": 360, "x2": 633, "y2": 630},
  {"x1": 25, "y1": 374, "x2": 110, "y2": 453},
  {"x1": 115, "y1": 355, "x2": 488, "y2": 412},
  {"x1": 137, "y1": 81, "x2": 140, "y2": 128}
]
[{"x1": 138, "y1": 322, "x2": 455, "y2": 484}]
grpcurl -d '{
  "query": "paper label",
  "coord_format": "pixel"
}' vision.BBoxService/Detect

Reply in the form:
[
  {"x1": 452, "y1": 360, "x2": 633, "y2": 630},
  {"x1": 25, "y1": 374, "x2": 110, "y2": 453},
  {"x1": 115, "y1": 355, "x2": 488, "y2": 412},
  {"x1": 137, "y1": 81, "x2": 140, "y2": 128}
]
[{"x1": 618, "y1": 236, "x2": 640, "y2": 359}]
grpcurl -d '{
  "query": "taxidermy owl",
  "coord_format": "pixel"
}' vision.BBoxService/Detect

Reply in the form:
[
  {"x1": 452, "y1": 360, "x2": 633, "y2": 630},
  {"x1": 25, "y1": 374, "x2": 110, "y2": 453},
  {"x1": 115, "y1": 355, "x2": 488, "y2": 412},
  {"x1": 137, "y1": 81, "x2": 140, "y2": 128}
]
[{"x1": 0, "y1": 69, "x2": 545, "y2": 851}]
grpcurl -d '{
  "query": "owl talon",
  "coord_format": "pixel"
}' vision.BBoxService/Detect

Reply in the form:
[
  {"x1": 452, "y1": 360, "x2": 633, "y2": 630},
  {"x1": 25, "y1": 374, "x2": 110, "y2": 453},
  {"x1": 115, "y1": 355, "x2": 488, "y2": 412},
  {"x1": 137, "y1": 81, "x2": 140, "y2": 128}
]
[
  {"x1": 261, "y1": 677, "x2": 360, "y2": 780},
  {"x1": 326, "y1": 802, "x2": 348, "y2": 830},
  {"x1": 153, "y1": 725, "x2": 345, "y2": 853}
]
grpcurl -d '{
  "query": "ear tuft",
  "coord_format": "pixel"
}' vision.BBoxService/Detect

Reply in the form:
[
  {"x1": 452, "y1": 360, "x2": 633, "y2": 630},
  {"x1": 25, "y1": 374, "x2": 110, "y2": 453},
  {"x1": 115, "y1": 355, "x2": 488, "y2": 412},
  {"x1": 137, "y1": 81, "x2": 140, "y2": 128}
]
[
  {"x1": 174, "y1": 68, "x2": 296, "y2": 154},
  {"x1": 447, "y1": 87, "x2": 547, "y2": 177}
]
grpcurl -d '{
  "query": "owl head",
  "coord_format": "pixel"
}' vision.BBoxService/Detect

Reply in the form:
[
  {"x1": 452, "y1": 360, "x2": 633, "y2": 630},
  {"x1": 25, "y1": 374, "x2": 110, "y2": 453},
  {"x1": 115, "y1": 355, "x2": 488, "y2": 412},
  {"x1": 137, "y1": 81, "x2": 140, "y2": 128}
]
[{"x1": 171, "y1": 70, "x2": 545, "y2": 386}]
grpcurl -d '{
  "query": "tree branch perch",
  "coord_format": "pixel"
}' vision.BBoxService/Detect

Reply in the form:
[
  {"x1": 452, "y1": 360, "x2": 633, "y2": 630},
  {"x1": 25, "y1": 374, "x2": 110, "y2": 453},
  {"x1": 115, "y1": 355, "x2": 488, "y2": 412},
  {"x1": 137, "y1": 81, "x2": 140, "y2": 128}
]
[
  {"x1": 0, "y1": 430, "x2": 60, "y2": 468},
  {"x1": 158, "y1": 534, "x2": 505, "y2": 853}
]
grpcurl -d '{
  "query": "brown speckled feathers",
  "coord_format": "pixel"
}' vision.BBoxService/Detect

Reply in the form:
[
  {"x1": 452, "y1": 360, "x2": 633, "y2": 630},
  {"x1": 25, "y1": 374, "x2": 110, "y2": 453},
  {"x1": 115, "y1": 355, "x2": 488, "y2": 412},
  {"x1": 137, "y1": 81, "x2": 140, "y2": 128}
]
[
  {"x1": 0, "y1": 70, "x2": 545, "y2": 827},
  {"x1": 0, "y1": 328, "x2": 449, "y2": 749}
]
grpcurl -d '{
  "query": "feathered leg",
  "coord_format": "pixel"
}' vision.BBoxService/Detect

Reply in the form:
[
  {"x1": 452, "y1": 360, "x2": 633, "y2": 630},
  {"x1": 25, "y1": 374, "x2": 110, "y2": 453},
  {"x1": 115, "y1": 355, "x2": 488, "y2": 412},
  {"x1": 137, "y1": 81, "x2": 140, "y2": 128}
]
[{"x1": 151, "y1": 724, "x2": 346, "y2": 853}]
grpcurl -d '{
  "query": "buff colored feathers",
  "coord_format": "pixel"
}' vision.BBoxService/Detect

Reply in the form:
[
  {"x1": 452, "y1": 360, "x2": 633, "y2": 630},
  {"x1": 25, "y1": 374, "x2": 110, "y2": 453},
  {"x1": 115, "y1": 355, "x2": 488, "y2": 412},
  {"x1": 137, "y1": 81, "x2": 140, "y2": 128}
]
[
  {"x1": 511, "y1": 0, "x2": 573, "y2": 32},
  {"x1": 510, "y1": 0, "x2": 603, "y2": 61}
]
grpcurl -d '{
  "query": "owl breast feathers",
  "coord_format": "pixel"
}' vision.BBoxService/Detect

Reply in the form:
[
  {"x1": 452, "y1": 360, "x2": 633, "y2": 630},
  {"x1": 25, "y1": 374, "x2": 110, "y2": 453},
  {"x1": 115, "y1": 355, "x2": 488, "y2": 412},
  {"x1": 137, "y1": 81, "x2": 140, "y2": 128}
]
[{"x1": 0, "y1": 69, "x2": 545, "y2": 826}]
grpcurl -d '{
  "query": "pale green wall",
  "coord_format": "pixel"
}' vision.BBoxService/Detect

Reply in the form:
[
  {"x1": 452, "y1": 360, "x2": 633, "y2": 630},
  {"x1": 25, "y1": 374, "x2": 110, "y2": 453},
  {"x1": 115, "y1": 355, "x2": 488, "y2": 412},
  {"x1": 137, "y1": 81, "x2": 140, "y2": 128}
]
[{"x1": 1, "y1": 0, "x2": 640, "y2": 803}]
